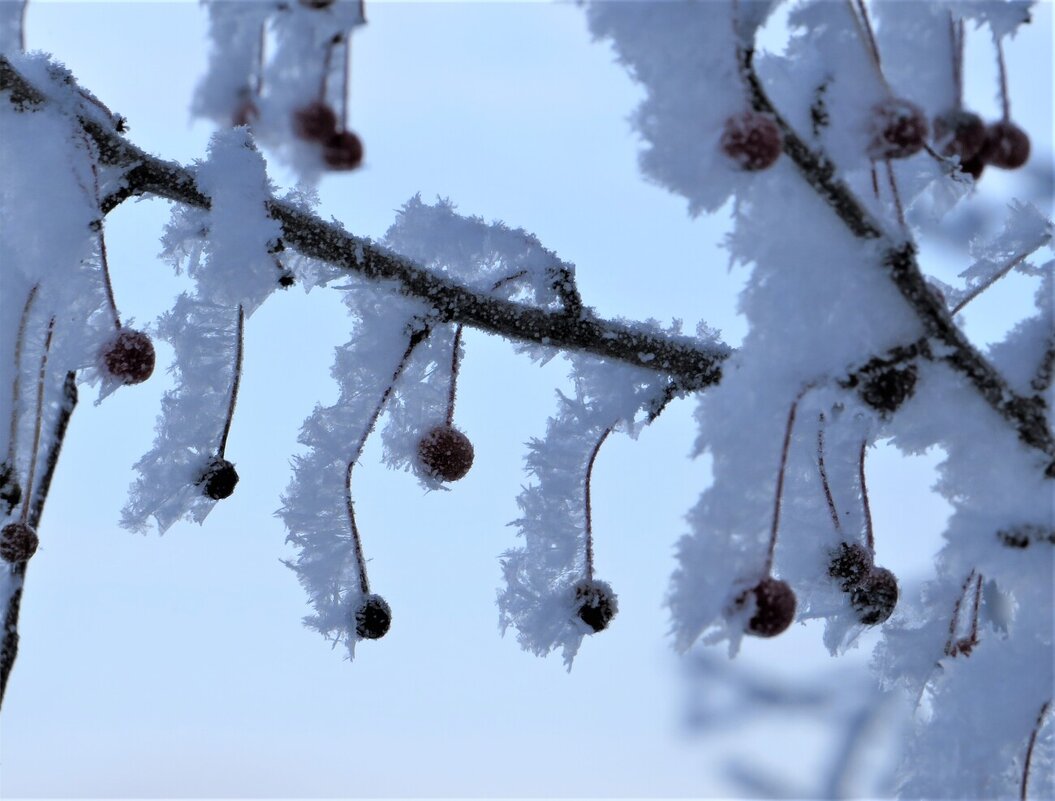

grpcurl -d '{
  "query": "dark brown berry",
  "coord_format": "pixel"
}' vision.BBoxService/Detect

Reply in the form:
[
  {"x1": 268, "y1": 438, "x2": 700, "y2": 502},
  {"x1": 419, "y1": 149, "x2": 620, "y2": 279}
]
[
  {"x1": 293, "y1": 101, "x2": 338, "y2": 143},
  {"x1": 573, "y1": 578, "x2": 618, "y2": 634},
  {"x1": 198, "y1": 457, "x2": 239, "y2": 500},
  {"x1": 354, "y1": 594, "x2": 391, "y2": 640},
  {"x1": 1, "y1": 522, "x2": 38, "y2": 563},
  {"x1": 868, "y1": 97, "x2": 928, "y2": 160},
  {"x1": 101, "y1": 328, "x2": 155, "y2": 385},
  {"x1": 860, "y1": 365, "x2": 917, "y2": 414},
  {"x1": 0, "y1": 461, "x2": 21, "y2": 515},
  {"x1": 932, "y1": 109, "x2": 987, "y2": 162},
  {"x1": 322, "y1": 130, "x2": 364, "y2": 171},
  {"x1": 980, "y1": 120, "x2": 1030, "y2": 169},
  {"x1": 960, "y1": 153, "x2": 986, "y2": 180},
  {"x1": 277, "y1": 270, "x2": 296, "y2": 289},
  {"x1": 417, "y1": 425, "x2": 474, "y2": 482},
  {"x1": 849, "y1": 567, "x2": 899, "y2": 625},
  {"x1": 741, "y1": 577, "x2": 796, "y2": 638},
  {"x1": 828, "y1": 542, "x2": 874, "y2": 590},
  {"x1": 721, "y1": 111, "x2": 782, "y2": 171}
]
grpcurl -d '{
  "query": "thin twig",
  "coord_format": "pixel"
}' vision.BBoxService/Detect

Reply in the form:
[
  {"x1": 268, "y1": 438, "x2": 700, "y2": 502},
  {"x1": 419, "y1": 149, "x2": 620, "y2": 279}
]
[
  {"x1": 7, "y1": 285, "x2": 38, "y2": 466},
  {"x1": 858, "y1": 440, "x2": 874, "y2": 552},
  {"x1": 996, "y1": 36, "x2": 1011, "y2": 121},
  {"x1": 446, "y1": 325, "x2": 462, "y2": 427},
  {"x1": 217, "y1": 305, "x2": 244, "y2": 458},
  {"x1": 951, "y1": 244, "x2": 1047, "y2": 316},
  {"x1": 20, "y1": 317, "x2": 54, "y2": 525},
  {"x1": 766, "y1": 391, "x2": 805, "y2": 573},
  {"x1": 944, "y1": 569, "x2": 976, "y2": 656},
  {"x1": 1021, "y1": 699, "x2": 1051, "y2": 800},
  {"x1": 584, "y1": 426, "x2": 614, "y2": 581},
  {"x1": 816, "y1": 413, "x2": 841, "y2": 533}
]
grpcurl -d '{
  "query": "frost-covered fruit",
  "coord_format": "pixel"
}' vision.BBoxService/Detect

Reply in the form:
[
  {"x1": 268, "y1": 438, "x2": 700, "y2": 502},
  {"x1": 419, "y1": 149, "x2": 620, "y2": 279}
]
[
  {"x1": 742, "y1": 577, "x2": 796, "y2": 637},
  {"x1": 0, "y1": 522, "x2": 38, "y2": 563},
  {"x1": 417, "y1": 425, "x2": 474, "y2": 482},
  {"x1": 292, "y1": 101, "x2": 338, "y2": 143},
  {"x1": 828, "y1": 542, "x2": 874, "y2": 590},
  {"x1": 101, "y1": 328, "x2": 155, "y2": 385},
  {"x1": 932, "y1": 109, "x2": 986, "y2": 162},
  {"x1": 868, "y1": 97, "x2": 929, "y2": 160},
  {"x1": 860, "y1": 365, "x2": 917, "y2": 414},
  {"x1": 720, "y1": 111, "x2": 782, "y2": 171},
  {"x1": 981, "y1": 121, "x2": 1030, "y2": 169},
  {"x1": 322, "y1": 130, "x2": 364, "y2": 170},
  {"x1": 573, "y1": 578, "x2": 619, "y2": 634},
  {"x1": 355, "y1": 594, "x2": 392, "y2": 640},
  {"x1": 198, "y1": 457, "x2": 239, "y2": 500},
  {"x1": 849, "y1": 567, "x2": 899, "y2": 625},
  {"x1": 0, "y1": 461, "x2": 21, "y2": 514}
]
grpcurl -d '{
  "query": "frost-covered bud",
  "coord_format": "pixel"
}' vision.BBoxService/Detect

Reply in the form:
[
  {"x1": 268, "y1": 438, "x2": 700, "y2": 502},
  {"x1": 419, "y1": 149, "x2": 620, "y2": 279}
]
[
  {"x1": 0, "y1": 522, "x2": 38, "y2": 563},
  {"x1": 720, "y1": 111, "x2": 782, "y2": 171},
  {"x1": 849, "y1": 567, "x2": 898, "y2": 625},
  {"x1": 980, "y1": 121, "x2": 1030, "y2": 169},
  {"x1": 0, "y1": 461, "x2": 22, "y2": 515},
  {"x1": 198, "y1": 457, "x2": 239, "y2": 500},
  {"x1": 293, "y1": 101, "x2": 338, "y2": 143},
  {"x1": 573, "y1": 578, "x2": 618, "y2": 633},
  {"x1": 932, "y1": 109, "x2": 986, "y2": 162},
  {"x1": 322, "y1": 130, "x2": 364, "y2": 171},
  {"x1": 417, "y1": 424, "x2": 474, "y2": 482},
  {"x1": 101, "y1": 328, "x2": 156, "y2": 386},
  {"x1": 868, "y1": 97, "x2": 928, "y2": 160},
  {"x1": 354, "y1": 594, "x2": 392, "y2": 640},
  {"x1": 859, "y1": 365, "x2": 917, "y2": 414},
  {"x1": 828, "y1": 542, "x2": 874, "y2": 591},
  {"x1": 740, "y1": 577, "x2": 796, "y2": 638}
]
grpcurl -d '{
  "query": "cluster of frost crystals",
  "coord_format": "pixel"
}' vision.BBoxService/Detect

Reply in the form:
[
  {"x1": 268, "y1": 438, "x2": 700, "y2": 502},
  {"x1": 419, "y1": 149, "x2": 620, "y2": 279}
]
[
  {"x1": 122, "y1": 296, "x2": 240, "y2": 533},
  {"x1": 279, "y1": 281, "x2": 430, "y2": 658},
  {"x1": 499, "y1": 354, "x2": 669, "y2": 667}
]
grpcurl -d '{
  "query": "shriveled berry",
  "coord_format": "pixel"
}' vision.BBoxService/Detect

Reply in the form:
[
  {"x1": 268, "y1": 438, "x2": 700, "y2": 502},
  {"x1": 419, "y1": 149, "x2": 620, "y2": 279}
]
[
  {"x1": 355, "y1": 594, "x2": 392, "y2": 640},
  {"x1": 849, "y1": 567, "x2": 899, "y2": 625},
  {"x1": 322, "y1": 130, "x2": 364, "y2": 170},
  {"x1": 101, "y1": 328, "x2": 155, "y2": 385},
  {"x1": 721, "y1": 111, "x2": 782, "y2": 171},
  {"x1": 1, "y1": 522, "x2": 38, "y2": 563},
  {"x1": 932, "y1": 109, "x2": 986, "y2": 162},
  {"x1": 868, "y1": 97, "x2": 928, "y2": 160},
  {"x1": 198, "y1": 457, "x2": 239, "y2": 500},
  {"x1": 0, "y1": 461, "x2": 21, "y2": 515},
  {"x1": 417, "y1": 425, "x2": 474, "y2": 482},
  {"x1": 741, "y1": 577, "x2": 796, "y2": 638},
  {"x1": 860, "y1": 365, "x2": 917, "y2": 414},
  {"x1": 828, "y1": 542, "x2": 874, "y2": 590},
  {"x1": 293, "y1": 101, "x2": 338, "y2": 143},
  {"x1": 573, "y1": 578, "x2": 618, "y2": 634},
  {"x1": 981, "y1": 120, "x2": 1030, "y2": 169}
]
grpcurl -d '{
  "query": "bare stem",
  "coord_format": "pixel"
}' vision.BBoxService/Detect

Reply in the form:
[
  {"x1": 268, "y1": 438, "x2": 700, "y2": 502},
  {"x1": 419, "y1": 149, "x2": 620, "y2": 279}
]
[
  {"x1": 1021, "y1": 699, "x2": 1051, "y2": 800},
  {"x1": 858, "y1": 440, "x2": 874, "y2": 552},
  {"x1": 217, "y1": 305, "x2": 244, "y2": 458},
  {"x1": 7, "y1": 285, "x2": 38, "y2": 466},
  {"x1": 944, "y1": 569, "x2": 976, "y2": 656},
  {"x1": 996, "y1": 36, "x2": 1011, "y2": 121},
  {"x1": 766, "y1": 391, "x2": 805, "y2": 573},
  {"x1": 446, "y1": 325, "x2": 462, "y2": 427},
  {"x1": 950, "y1": 241, "x2": 1048, "y2": 316},
  {"x1": 342, "y1": 34, "x2": 351, "y2": 131},
  {"x1": 584, "y1": 426, "x2": 614, "y2": 581},
  {"x1": 816, "y1": 412, "x2": 841, "y2": 533},
  {"x1": 884, "y1": 160, "x2": 906, "y2": 230},
  {"x1": 20, "y1": 317, "x2": 54, "y2": 525},
  {"x1": 950, "y1": 15, "x2": 964, "y2": 108},
  {"x1": 848, "y1": 0, "x2": 889, "y2": 91}
]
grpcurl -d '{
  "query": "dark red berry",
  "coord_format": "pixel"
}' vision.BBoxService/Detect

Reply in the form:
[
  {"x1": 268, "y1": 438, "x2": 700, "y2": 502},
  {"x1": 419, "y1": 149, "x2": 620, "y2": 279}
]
[
  {"x1": 417, "y1": 425, "x2": 474, "y2": 482},
  {"x1": 198, "y1": 456, "x2": 239, "y2": 500},
  {"x1": 868, "y1": 97, "x2": 928, "y2": 160},
  {"x1": 849, "y1": 567, "x2": 899, "y2": 625},
  {"x1": 293, "y1": 101, "x2": 338, "y2": 143},
  {"x1": 960, "y1": 153, "x2": 986, "y2": 180},
  {"x1": 932, "y1": 109, "x2": 986, "y2": 162},
  {"x1": 828, "y1": 542, "x2": 874, "y2": 591},
  {"x1": 354, "y1": 594, "x2": 391, "y2": 640},
  {"x1": 1, "y1": 522, "x2": 38, "y2": 563},
  {"x1": 860, "y1": 365, "x2": 917, "y2": 414},
  {"x1": 0, "y1": 461, "x2": 21, "y2": 515},
  {"x1": 101, "y1": 328, "x2": 155, "y2": 385},
  {"x1": 741, "y1": 577, "x2": 796, "y2": 638},
  {"x1": 573, "y1": 578, "x2": 618, "y2": 634},
  {"x1": 980, "y1": 120, "x2": 1030, "y2": 169},
  {"x1": 322, "y1": 130, "x2": 364, "y2": 171},
  {"x1": 720, "y1": 111, "x2": 782, "y2": 171}
]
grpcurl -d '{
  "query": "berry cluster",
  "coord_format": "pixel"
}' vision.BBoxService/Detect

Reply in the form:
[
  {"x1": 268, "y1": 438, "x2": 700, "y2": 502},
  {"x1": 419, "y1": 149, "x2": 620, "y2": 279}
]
[
  {"x1": 293, "y1": 100, "x2": 364, "y2": 171},
  {"x1": 828, "y1": 542, "x2": 898, "y2": 626}
]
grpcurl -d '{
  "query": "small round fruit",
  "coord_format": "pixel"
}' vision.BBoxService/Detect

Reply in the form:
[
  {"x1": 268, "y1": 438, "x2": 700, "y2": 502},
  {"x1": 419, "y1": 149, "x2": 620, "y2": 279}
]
[
  {"x1": 1, "y1": 522, "x2": 38, "y2": 563},
  {"x1": 868, "y1": 97, "x2": 928, "y2": 160},
  {"x1": 981, "y1": 120, "x2": 1030, "y2": 169},
  {"x1": 860, "y1": 365, "x2": 917, "y2": 414},
  {"x1": 292, "y1": 101, "x2": 338, "y2": 143},
  {"x1": 573, "y1": 578, "x2": 618, "y2": 634},
  {"x1": 850, "y1": 567, "x2": 899, "y2": 625},
  {"x1": 742, "y1": 577, "x2": 796, "y2": 637},
  {"x1": 322, "y1": 130, "x2": 364, "y2": 170},
  {"x1": 101, "y1": 328, "x2": 155, "y2": 385},
  {"x1": 354, "y1": 594, "x2": 392, "y2": 640},
  {"x1": 720, "y1": 111, "x2": 782, "y2": 171},
  {"x1": 828, "y1": 542, "x2": 874, "y2": 591},
  {"x1": 417, "y1": 425, "x2": 474, "y2": 482},
  {"x1": 198, "y1": 457, "x2": 239, "y2": 500},
  {"x1": 932, "y1": 109, "x2": 986, "y2": 162}
]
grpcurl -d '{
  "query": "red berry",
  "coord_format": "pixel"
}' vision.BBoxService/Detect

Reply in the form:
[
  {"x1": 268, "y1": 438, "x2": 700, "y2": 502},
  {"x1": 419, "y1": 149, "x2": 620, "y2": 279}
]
[
  {"x1": 868, "y1": 97, "x2": 928, "y2": 160},
  {"x1": 292, "y1": 101, "x2": 338, "y2": 143},
  {"x1": 417, "y1": 425, "x2": 474, "y2": 482},
  {"x1": 932, "y1": 109, "x2": 986, "y2": 162},
  {"x1": 198, "y1": 456, "x2": 239, "y2": 500},
  {"x1": 573, "y1": 578, "x2": 618, "y2": 634},
  {"x1": 1, "y1": 522, "x2": 38, "y2": 563},
  {"x1": 322, "y1": 130, "x2": 364, "y2": 171},
  {"x1": 741, "y1": 577, "x2": 796, "y2": 637},
  {"x1": 980, "y1": 120, "x2": 1030, "y2": 169},
  {"x1": 354, "y1": 594, "x2": 392, "y2": 640},
  {"x1": 720, "y1": 111, "x2": 782, "y2": 171},
  {"x1": 101, "y1": 328, "x2": 155, "y2": 385},
  {"x1": 849, "y1": 567, "x2": 899, "y2": 625}
]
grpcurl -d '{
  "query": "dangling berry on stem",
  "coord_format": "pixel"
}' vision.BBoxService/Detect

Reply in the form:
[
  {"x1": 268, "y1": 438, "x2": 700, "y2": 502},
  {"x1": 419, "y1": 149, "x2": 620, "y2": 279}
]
[
  {"x1": 0, "y1": 523, "x2": 38, "y2": 564},
  {"x1": 572, "y1": 426, "x2": 618, "y2": 634},
  {"x1": 322, "y1": 130, "x2": 364, "y2": 171},
  {"x1": 417, "y1": 325, "x2": 474, "y2": 483},
  {"x1": 293, "y1": 100, "x2": 339, "y2": 143},
  {"x1": 196, "y1": 306, "x2": 243, "y2": 500},
  {"x1": 868, "y1": 97, "x2": 929, "y2": 160},
  {"x1": 720, "y1": 111, "x2": 782, "y2": 171},
  {"x1": 354, "y1": 594, "x2": 392, "y2": 640},
  {"x1": 849, "y1": 567, "x2": 899, "y2": 625},
  {"x1": 932, "y1": 18, "x2": 986, "y2": 165},
  {"x1": 2, "y1": 286, "x2": 38, "y2": 516},
  {"x1": 980, "y1": 37, "x2": 1030, "y2": 170}
]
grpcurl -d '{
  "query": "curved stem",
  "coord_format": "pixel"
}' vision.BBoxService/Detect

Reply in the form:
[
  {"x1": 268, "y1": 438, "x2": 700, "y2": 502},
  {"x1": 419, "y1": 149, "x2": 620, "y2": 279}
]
[
  {"x1": 1022, "y1": 699, "x2": 1051, "y2": 800},
  {"x1": 766, "y1": 390, "x2": 806, "y2": 573},
  {"x1": 20, "y1": 317, "x2": 54, "y2": 525},
  {"x1": 848, "y1": 0, "x2": 889, "y2": 92},
  {"x1": 584, "y1": 426, "x2": 614, "y2": 581},
  {"x1": 858, "y1": 440, "x2": 874, "y2": 553},
  {"x1": 445, "y1": 325, "x2": 462, "y2": 427},
  {"x1": 217, "y1": 305, "x2": 244, "y2": 458},
  {"x1": 816, "y1": 412, "x2": 841, "y2": 533}
]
